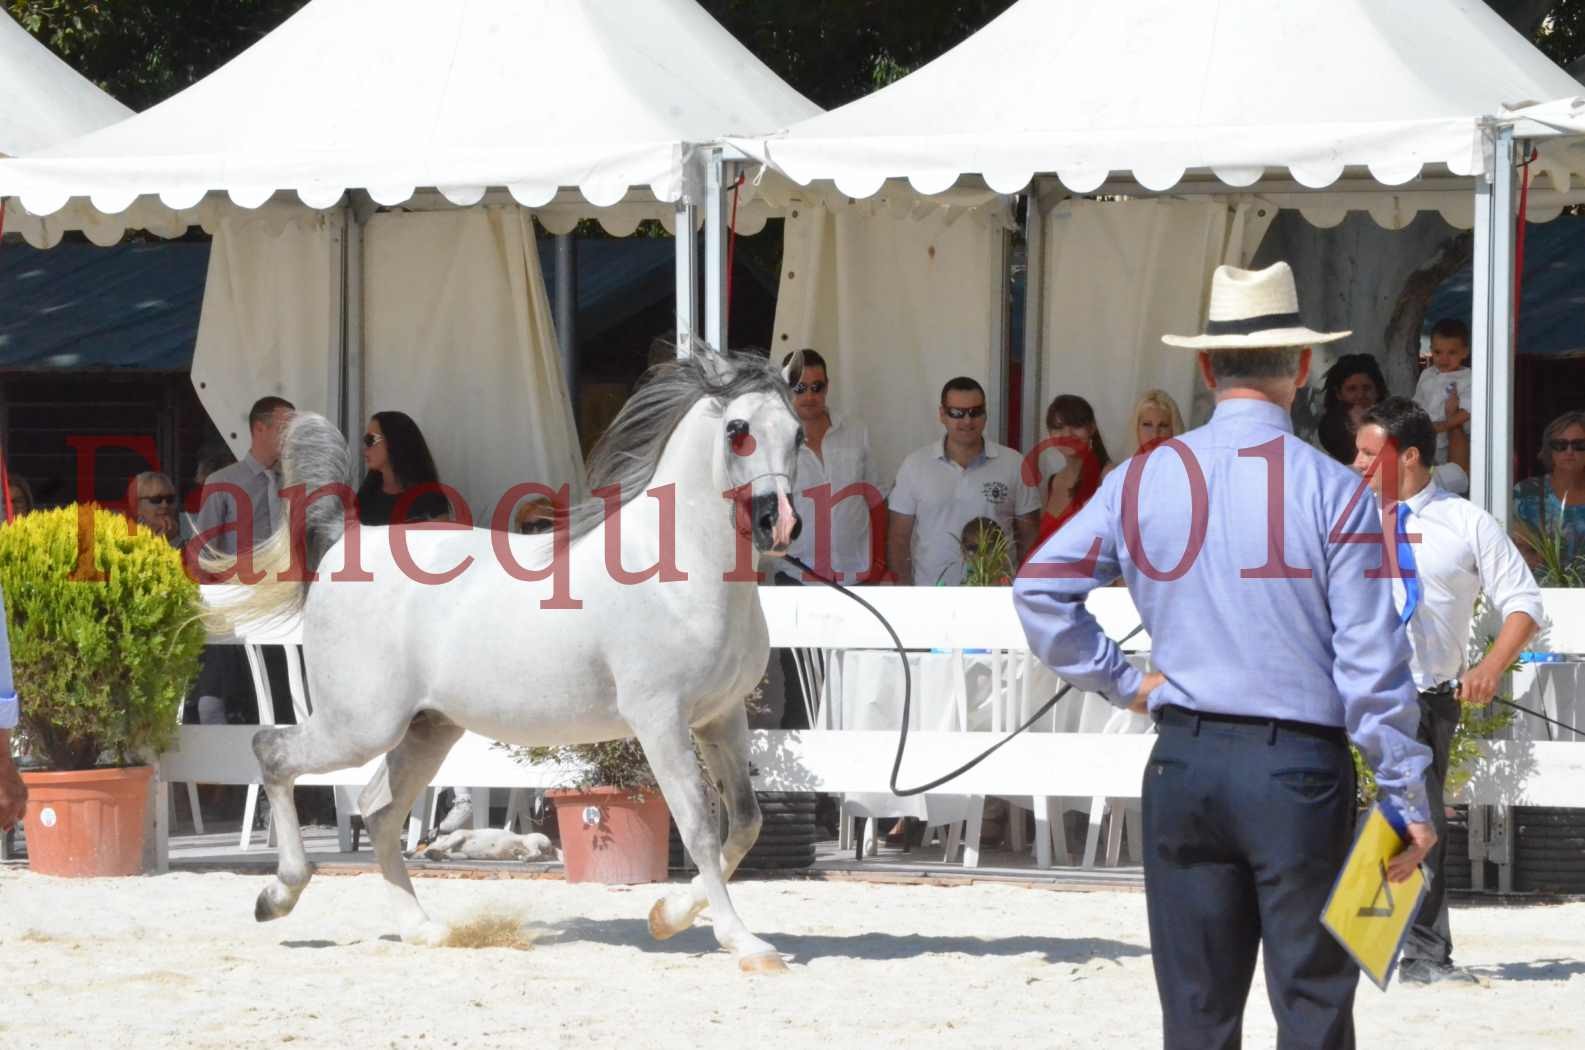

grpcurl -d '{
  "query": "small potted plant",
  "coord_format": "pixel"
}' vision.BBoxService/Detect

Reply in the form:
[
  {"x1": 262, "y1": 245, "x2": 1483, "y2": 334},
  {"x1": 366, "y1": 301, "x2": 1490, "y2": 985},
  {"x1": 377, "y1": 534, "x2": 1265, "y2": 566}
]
[
  {"x1": 513, "y1": 737, "x2": 669, "y2": 884},
  {"x1": 0, "y1": 505, "x2": 205, "y2": 876}
]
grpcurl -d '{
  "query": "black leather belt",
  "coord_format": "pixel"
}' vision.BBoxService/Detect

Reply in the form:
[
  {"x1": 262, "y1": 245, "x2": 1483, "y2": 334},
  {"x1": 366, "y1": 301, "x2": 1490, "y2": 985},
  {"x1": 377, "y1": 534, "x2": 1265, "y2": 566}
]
[
  {"x1": 1422, "y1": 681, "x2": 1458, "y2": 697},
  {"x1": 1155, "y1": 704, "x2": 1347, "y2": 745}
]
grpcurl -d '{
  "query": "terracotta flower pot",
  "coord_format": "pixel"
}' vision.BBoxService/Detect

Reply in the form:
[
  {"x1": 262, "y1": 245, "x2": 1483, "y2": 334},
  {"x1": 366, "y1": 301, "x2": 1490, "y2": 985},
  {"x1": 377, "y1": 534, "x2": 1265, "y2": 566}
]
[
  {"x1": 20, "y1": 766, "x2": 154, "y2": 877},
  {"x1": 548, "y1": 786, "x2": 669, "y2": 884}
]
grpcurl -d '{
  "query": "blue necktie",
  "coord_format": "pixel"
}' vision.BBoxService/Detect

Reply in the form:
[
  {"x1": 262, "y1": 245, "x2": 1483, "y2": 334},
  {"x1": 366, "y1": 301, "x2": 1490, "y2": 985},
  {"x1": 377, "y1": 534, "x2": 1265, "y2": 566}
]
[{"x1": 1396, "y1": 504, "x2": 1420, "y2": 626}]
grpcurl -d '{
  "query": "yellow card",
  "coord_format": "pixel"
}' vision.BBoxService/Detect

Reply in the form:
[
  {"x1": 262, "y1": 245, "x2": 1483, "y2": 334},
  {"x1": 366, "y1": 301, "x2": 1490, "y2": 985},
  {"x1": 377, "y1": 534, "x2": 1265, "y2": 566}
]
[{"x1": 1320, "y1": 804, "x2": 1427, "y2": 990}]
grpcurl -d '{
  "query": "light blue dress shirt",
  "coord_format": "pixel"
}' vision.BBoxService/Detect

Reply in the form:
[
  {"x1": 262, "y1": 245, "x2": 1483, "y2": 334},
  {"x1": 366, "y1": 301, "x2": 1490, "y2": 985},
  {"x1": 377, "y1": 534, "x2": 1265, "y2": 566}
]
[
  {"x1": 1014, "y1": 398, "x2": 1431, "y2": 822},
  {"x1": 0, "y1": 585, "x2": 15, "y2": 730}
]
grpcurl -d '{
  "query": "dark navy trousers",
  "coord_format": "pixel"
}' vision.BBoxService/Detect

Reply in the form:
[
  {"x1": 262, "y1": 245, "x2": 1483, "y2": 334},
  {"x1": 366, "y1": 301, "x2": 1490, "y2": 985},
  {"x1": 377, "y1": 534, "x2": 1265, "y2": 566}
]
[{"x1": 1143, "y1": 706, "x2": 1359, "y2": 1050}]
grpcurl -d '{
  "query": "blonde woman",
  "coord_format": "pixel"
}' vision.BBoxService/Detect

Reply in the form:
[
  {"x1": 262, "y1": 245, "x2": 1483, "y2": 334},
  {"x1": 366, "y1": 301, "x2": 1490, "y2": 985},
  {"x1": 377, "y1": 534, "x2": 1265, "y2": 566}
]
[{"x1": 1129, "y1": 389, "x2": 1185, "y2": 457}]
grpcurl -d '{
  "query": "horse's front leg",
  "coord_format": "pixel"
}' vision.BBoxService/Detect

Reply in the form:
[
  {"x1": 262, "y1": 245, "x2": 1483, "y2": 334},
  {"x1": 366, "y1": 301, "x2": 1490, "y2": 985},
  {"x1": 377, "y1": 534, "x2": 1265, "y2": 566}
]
[
  {"x1": 649, "y1": 702, "x2": 762, "y2": 941},
  {"x1": 627, "y1": 703, "x2": 785, "y2": 974}
]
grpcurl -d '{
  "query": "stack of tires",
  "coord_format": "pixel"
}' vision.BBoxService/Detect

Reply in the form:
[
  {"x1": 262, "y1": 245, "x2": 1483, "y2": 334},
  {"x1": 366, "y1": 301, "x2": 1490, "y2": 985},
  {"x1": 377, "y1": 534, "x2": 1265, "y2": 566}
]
[
  {"x1": 667, "y1": 792, "x2": 819, "y2": 872},
  {"x1": 1513, "y1": 807, "x2": 1585, "y2": 894},
  {"x1": 1443, "y1": 806, "x2": 1472, "y2": 892},
  {"x1": 740, "y1": 792, "x2": 818, "y2": 871}
]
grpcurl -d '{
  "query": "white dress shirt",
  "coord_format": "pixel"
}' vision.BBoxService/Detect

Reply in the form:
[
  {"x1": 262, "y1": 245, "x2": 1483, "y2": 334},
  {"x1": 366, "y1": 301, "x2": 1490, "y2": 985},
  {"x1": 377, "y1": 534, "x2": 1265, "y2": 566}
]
[
  {"x1": 890, "y1": 437, "x2": 1042, "y2": 586},
  {"x1": 1395, "y1": 481, "x2": 1544, "y2": 691},
  {"x1": 779, "y1": 414, "x2": 883, "y2": 582}
]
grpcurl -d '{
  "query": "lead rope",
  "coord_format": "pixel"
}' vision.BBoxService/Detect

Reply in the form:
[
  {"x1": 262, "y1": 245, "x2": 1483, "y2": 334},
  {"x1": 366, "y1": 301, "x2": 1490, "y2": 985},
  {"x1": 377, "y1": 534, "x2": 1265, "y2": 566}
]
[{"x1": 781, "y1": 555, "x2": 1145, "y2": 796}]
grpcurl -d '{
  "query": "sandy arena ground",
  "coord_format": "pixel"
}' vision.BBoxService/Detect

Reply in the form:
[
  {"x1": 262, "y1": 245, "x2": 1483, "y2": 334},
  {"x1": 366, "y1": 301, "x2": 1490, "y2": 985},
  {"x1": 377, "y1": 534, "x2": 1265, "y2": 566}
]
[{"x1": 1, "y1": 868, "x2": 1582, "y2": 1049}]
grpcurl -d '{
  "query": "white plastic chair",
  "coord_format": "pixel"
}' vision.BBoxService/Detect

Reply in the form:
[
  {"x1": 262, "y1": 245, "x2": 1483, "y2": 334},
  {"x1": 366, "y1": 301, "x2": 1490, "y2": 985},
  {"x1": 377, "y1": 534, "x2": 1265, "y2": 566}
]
[{"x1": 239, "y1": 643, "x2": 357, "y2": 853}]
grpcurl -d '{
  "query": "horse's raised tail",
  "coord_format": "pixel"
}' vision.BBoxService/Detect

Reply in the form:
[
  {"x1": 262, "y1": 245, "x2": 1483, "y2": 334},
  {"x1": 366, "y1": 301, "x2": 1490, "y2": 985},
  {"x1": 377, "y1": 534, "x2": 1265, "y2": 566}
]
[{"x1": 201, "y1": 412, "x2": 352, "y2": 633}]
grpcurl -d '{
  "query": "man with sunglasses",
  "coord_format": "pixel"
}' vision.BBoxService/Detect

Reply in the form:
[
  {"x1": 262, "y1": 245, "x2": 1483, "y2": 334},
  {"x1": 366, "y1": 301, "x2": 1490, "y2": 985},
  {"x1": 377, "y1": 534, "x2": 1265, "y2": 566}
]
[
  {"x1": 130, "y1": 471, "x2": 181, "y2": 545},
  {"x1": 888, "y1": 377, "x2": 1040, "y2": 586},
  {"x1": 776, "y1": 349, "x2": 885, "y2": 586},
  {"x1": 1354, "y1": 396, "x2": 1542, "y2": 986}
]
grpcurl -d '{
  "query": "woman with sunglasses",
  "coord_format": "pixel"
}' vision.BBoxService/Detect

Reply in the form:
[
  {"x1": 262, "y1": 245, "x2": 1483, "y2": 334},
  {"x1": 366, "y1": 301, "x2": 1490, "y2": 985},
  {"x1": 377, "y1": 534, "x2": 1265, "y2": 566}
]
[
  {"x1": 1033, "y1": 394, "x2": 1112, "y2": 548},
  {"x1": 357, "y1": 411, "x2": 452, "y2": 526},
  {"x1": 1513, "y1": 410, "x2": 1585, "y2": 572}
]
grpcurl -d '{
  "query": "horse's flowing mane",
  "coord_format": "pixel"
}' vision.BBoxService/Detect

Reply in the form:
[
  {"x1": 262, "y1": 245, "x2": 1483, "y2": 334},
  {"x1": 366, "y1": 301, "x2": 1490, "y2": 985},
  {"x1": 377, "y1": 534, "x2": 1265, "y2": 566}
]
[{"x1": 569, "y1": 349, "x2": 792, "y2": 542}]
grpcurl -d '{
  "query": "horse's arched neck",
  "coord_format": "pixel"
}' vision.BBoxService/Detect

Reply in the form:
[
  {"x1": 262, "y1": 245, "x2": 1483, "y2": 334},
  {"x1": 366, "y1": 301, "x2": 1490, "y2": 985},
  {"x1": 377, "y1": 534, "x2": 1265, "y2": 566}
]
[{"x1": 648, "y1": 399, "x2": 740, "y2": 572}]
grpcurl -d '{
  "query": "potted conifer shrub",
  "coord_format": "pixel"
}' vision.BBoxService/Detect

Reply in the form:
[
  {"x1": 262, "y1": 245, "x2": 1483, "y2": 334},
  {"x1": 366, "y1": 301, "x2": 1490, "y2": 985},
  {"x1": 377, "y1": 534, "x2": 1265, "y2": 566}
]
[{"x1": 0, "y1": 505, "x2": 205, "y2": 876}]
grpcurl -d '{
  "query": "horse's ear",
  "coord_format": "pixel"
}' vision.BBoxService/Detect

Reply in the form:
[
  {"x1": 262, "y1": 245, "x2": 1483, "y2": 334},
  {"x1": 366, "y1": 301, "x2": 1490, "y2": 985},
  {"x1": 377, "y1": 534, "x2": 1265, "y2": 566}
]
[
  {"x1": 781, "y1": 348, "x2": 805, "y2": 385},
  {"x1": 690, "y1": 339, "x2": 732, "y2": 381}
]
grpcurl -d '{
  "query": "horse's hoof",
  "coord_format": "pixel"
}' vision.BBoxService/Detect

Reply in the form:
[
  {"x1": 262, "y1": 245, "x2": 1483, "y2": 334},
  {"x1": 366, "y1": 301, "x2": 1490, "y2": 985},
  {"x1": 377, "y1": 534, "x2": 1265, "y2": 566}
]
[
  {"x1": 738, "y1": 951, "x2": 790, "y2": 975},
  {"x1": 254, "y1": 885, "x2": 293, "y2": 923},
  {"x1": 648, "y1": 899, "x2": 682, "y2": 941}
]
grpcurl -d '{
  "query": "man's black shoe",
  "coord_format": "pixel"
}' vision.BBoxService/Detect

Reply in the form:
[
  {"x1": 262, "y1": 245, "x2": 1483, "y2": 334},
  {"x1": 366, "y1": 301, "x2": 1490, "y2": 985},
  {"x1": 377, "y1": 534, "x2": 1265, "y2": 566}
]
[{"x1": 1398, "y1": 958, "x2": 1480, "y2": 986}]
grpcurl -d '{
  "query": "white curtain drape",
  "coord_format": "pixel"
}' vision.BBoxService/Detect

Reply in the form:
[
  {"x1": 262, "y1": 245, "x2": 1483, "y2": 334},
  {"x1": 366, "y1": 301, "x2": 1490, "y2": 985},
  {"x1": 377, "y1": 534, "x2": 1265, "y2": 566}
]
[
  {"x1": 192, "y1": 210, "x2": 336, "y2": 451},
  {"x1": 363, "y1": 206, "x2": 584, "y2": 525},
  {"x1": 1039, "y1": 198, "x2": 1274, "y2": 456},
  {"x1": 772, "y1": 207, "x2": 1006, "y2": 488}
]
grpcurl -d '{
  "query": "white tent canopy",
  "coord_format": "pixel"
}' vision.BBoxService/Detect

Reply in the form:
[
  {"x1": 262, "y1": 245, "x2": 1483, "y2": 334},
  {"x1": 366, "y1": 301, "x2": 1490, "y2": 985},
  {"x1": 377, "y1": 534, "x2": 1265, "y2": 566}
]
[
  {"x1": 728, "y1": 0, "x2": 1584, "y2": 198},
  {"x1": 0, "y1": 0, "x2": 818, "y2": 218},
  {"x1": 0, "y1": 12, "x2": 130, "y2": 158}
]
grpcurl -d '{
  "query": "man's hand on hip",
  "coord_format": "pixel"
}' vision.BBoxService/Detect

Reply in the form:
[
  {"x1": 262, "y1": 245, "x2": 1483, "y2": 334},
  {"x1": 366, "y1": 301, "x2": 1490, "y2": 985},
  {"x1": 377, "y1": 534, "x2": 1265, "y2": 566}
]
[
  {"x1": 1128, "y1": 671, "x2": 1167, "y2": 715},
  {"x1": 1387, "y1": 821, "x2": 1438, "y2": 883}
]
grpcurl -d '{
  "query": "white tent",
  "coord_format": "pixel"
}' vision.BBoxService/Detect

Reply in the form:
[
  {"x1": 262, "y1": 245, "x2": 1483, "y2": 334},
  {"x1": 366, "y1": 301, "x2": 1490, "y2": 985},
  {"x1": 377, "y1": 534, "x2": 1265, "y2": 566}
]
[
  {"x1": 731, "y1": 0, "x2": 1585, "y2": 520},
  {"x1": 0, "y1": 12, "x2": 130, "y2": 158},
  {"x1": 0, "y1": 0, "x2": 826, "y2": 521}
]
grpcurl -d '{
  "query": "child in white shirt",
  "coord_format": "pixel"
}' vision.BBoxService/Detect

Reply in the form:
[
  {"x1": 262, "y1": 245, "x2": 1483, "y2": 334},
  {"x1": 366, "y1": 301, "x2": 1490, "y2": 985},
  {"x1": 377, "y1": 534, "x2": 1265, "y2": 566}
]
[{"x1": 1414, "y1": 319, "x2": 1473, "y2": 465}]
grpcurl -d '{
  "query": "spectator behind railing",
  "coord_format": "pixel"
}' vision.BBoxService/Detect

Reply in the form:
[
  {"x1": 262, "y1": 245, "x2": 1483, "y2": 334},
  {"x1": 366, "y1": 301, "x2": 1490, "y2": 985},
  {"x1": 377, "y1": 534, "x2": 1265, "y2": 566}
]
[
  {"x1": 888, "y1": 377, "x2": 1040, "y2": 586},
  {"x1": 1128, "y1": 389, "x2": 1185, "y2": 457},
  {"x1": 129, "y1": 471, "x2": 181, "y2": 547},
  {"x1": 6, "y1": 476, "x2": 32, "y2": 518},
  {"x1": 1513, "y1": 410, "x2": 1585, "y2": 583},
  {"x1": 355, "y1": 410, "x2": 452, "y2": 525},
  {"x1": 1032, "y1": 394, "x2": 1112, "y2": 550},
  {"x1": 1316, "y1": 352, "x2": 1385, "y2": 465}
]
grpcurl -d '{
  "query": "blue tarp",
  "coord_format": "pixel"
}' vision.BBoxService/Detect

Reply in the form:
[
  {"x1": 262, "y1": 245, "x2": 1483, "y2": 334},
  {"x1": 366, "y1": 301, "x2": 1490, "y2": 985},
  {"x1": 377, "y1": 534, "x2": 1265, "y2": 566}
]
[
  {"x1": 1427, "y1": 214, "x2": 1585, "y2": 357},
  {"x1": 0, "y1": 239, "x2": 211, "y2": 371}
]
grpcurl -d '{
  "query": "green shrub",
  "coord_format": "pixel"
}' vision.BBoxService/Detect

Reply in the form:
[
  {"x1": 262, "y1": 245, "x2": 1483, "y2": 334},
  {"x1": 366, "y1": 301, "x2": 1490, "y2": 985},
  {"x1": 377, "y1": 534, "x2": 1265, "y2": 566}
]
[{"x1": 0, "y1": 505, "x2": 205, "y2": 770}]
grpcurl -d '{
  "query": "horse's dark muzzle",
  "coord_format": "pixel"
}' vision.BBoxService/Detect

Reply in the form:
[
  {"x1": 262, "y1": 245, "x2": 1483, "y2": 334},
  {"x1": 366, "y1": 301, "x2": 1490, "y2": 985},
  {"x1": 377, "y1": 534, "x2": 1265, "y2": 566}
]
[{"x1": 750, "y1": 493, "x2": 801, "y2": 550}]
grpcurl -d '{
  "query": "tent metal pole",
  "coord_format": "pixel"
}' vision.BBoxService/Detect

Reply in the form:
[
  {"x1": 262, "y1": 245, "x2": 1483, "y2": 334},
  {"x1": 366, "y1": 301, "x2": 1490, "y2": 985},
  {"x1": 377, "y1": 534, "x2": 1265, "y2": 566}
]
[
  {"x1": 343, "y1": 198, "x2": 367, "y2": 467},
  {"x1": 1020, "y1": 179, "x2": 1049, "y2": 452},
  {"x1": 1470, "y1": 125, "x2": 1516, "y2": 524},
  {"x1": 704, "y1": 148, "x2": 730, "y2": 353},
  {"x1": 326, "y1": 208, "x2": 347, "y2": 435},
  {"x1": 988, "y1": 225, "x2": 1010, "y2": 445},
  {"x1": 675, "y1": 201, "x2": 699, "y2": 356},
  {"x1": 554, "y1": 232, "x2": 578, "y2": 408}
]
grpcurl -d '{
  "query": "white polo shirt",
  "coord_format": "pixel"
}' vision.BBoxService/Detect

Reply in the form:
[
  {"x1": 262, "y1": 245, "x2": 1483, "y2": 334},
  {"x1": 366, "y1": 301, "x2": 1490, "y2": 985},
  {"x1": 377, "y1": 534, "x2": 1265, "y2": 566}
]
[
  {"x1": 1394, "y1": 481, "x2": 1544, "y2": 691},
  {"x1": 779, "y1": 414, "x2": 884, "y2": 582},
  {"x1": 890, "y1": 437, "x2": 1042, "y2": 586}
]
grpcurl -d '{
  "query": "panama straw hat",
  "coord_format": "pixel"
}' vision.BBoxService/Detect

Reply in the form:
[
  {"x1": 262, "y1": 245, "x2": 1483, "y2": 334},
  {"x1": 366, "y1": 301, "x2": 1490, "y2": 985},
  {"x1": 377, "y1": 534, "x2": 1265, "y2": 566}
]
[{"x1": 1162, "y1": 262, "x2": 1350, "y2": 349}]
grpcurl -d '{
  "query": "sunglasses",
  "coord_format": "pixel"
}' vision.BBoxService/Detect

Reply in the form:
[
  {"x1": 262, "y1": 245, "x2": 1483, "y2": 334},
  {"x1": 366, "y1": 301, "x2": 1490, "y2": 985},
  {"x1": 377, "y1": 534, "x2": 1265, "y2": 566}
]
[
  {"x1": 791, "y1": 380, "x2": 828, "y2": 395},
  {"x1": 943, "y1": 406, "x2": 987, "y2": 420},
  {"x1": 362, "y1": 433, "x2": 384, "y2": 448},
  {"x1": 141, "y1": 494, "x2": 177, "y2": 506},
  {"x1": 1550, "y1": 439, "x2": 1585, "y2": 453}
]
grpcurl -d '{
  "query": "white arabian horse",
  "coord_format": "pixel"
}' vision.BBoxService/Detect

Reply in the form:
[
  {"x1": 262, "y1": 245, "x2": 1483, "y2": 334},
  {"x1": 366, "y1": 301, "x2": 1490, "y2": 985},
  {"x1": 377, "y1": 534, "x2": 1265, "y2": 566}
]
[{"x1": 210, "y1": 350, "x2": 801, "y2": 973}]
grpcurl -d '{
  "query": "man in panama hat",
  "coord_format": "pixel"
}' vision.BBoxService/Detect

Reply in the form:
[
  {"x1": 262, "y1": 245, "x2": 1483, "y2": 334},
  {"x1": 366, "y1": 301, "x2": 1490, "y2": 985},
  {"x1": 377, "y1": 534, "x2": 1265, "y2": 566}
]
[{"x1": 1016, "y1": 262, "x2": 1434, "y2": 1049}]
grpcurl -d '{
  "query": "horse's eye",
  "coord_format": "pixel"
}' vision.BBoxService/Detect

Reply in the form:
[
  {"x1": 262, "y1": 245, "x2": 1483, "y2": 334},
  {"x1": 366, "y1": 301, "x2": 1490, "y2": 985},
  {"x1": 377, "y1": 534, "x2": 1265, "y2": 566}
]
[{"x1": 726, "y1": 419, "x2": 755, "y2": 457}]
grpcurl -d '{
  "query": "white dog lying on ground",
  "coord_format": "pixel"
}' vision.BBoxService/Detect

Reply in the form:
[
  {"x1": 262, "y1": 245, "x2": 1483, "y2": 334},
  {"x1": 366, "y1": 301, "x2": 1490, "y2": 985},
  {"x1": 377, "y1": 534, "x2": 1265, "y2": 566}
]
[{"x1": 411, "y1": 829, "x2": 559, "y2": 862}]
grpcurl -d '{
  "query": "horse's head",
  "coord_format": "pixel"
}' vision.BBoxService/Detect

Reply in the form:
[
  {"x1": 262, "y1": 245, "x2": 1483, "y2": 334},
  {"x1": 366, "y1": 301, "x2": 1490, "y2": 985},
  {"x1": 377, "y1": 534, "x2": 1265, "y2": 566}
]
[{"x1": 715, "y1": 371, "x2": 803, "y2": 555}]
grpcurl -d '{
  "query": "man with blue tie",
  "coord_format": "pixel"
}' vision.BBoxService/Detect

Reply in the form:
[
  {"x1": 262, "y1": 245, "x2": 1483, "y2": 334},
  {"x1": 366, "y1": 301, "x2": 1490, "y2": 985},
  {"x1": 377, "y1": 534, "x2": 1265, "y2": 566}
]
[
  {"x1": 1354, "y1": 397, "x2": 1541, "y2": 986},
  {"x1": 1015, "y1": 262, "x2": 1435, "y2": 1049}
]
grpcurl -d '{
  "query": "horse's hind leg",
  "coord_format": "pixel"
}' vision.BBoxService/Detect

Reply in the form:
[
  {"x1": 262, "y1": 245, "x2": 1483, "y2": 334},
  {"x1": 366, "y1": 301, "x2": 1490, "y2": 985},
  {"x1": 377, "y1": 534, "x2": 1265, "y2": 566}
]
[
  {"x1": 628, "y1": 704, "x2": 784, "y2": 973},
  {"x1": 650, "y1": 703, "x2": 762, "y2": 941},
  {"x1": 358, "y1": 712, "x2": 465, "y2": 945},
  {"x1": 252, "y1": 713, "x2": 404, "y2": 923}
]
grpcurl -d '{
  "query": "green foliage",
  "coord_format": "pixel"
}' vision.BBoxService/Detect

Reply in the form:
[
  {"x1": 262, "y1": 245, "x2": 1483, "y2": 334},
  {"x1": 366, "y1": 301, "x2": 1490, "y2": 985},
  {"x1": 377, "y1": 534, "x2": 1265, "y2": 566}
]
[
  {"x1": 959, "y1": 523, "x2": 1014, "y2": 587},
  {"x1": 515, "y1": 737, "x2": 660, "y2": 794},
  {"x1": 1512, "y1": 514, "x2": 1585, "y2": 588},
  {"x1": 0, "y1": 505, "x2": 205, "y2": 770},
  {"x1": 1353, "y1": 698, "x2": 1515, "y2": 808}
]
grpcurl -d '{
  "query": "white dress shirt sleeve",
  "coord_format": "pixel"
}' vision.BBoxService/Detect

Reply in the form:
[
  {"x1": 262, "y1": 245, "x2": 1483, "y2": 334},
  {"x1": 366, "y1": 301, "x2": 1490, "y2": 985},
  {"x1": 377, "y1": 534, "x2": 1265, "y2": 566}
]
[{"x1": 1473, "y1": 508, "x2": 1545, "y2": 626}]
